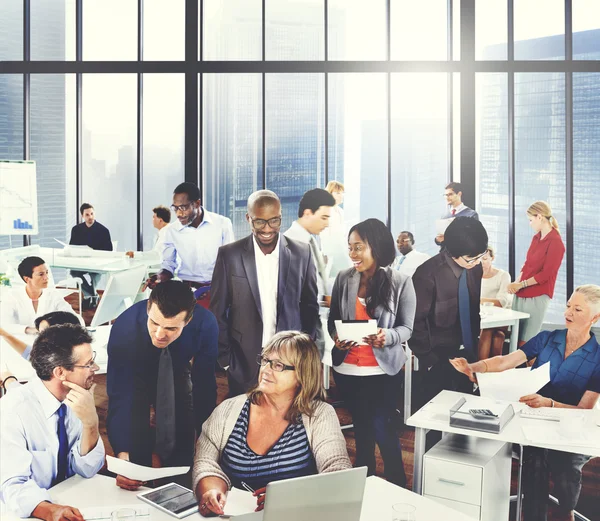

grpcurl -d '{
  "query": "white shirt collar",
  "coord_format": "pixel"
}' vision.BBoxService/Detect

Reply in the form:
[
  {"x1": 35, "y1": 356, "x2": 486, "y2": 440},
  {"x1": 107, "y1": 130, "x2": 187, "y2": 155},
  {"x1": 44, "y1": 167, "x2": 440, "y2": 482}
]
[
  {"x1": 290, "y1": 220, "x2": 312, "y2": 241},
  {"x1": 448, "y1": 202, "x2": 466, "y2": 213},
  {"x1": 29, "y1": 377, "x2": 64, "y2": 419},
  {"x1": 253, "y1": 234, "x2": 281, "y2": 259},
  {"x1": 173, "y1": 207, "x2": 212, "y2": 231}
]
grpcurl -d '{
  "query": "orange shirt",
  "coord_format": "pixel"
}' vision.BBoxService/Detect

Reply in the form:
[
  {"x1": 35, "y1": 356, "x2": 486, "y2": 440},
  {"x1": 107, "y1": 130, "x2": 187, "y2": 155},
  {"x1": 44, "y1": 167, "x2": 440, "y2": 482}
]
[{"x1": 344, "y1": 297, "x2": 379, "y2": 367}]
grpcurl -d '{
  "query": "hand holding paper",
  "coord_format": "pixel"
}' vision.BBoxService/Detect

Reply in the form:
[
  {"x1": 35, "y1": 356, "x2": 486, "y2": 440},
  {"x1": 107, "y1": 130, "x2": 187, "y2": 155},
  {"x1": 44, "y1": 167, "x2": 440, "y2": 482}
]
[
  {"x1": 107, "y1": 455, "x2": 189, "y2": 482},
  {"x1": 334, "y1": 320, "x2": 377, "y2": 345},
  {"x1": 476, "y1": 362, "x2": 550, "y2": 403}
]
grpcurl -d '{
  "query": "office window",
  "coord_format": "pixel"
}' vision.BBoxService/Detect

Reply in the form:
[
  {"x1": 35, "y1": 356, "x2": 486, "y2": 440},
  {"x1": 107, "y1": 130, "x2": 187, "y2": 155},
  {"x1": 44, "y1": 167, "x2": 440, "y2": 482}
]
[
  {"x1": 0, "y1": 1, "x2": 22, "y2": 60},
  {"x1": 514, "y1": 0, "x2": 565, "y2": 60},
  {"x1": 142, "y1": 74, "x2": 185, "y2": 251},
  {"x1": 203, "y1": 74, "x2": 262, "y2": 239},
  {"x1": 390, "y1": 73, "x2": 448, "y2": 257},
  {"x1": 391, "y1": 0, "x2": 447, "y2": 61},
  {"x1": 573, "y1": 1, "x2": 600, "y2": 60},
  {"x1": 31, "y1": 0, "x2": 75, "y2": 61},
  {"x1": 30, "y1": 74, "x2": 76, "y2": 251},
  {"x1": 144, "y1": 0, "x2": 185, "y2": 61},
  {"x1": 475, "y1": 0, "x2": 507, "y2": 60},
  {"x1": 203, "y1": 0, "x2": 262, "y2": 60},
  {"x1": 82, "y1": 75, "x2": 137, "y2": 251},
  {"x1": 83, "y1": 0, "x2": 137, "y2": 61},
  {"x1": 476, "y1": 73, "x2": 509, "y2": 272},
  {"x1": 328, "y1": 74, "x2": 387, "y2": 228},
  {"x1": 573, "y1": 73, "x2": 600, "y2": 289},
  {"x1": 266, "y1": 74, "x2": 325, "y2": 232},
  {"x1": 514, "y1": 73, "x2": 567, "y2": 324},
  {"x1": 327, "y1": 0, "x2": 386, "y2": 61},
  {"x1": 266, "y1": 0, "x2": 324, "y2": 61}
]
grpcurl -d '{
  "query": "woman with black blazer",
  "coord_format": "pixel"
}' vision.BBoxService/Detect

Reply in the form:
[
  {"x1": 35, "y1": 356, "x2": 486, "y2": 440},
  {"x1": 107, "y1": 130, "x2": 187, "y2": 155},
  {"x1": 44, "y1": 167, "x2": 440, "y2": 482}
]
[{"x1": 328, "y1": 218, "x2": 416, "y2": 487}]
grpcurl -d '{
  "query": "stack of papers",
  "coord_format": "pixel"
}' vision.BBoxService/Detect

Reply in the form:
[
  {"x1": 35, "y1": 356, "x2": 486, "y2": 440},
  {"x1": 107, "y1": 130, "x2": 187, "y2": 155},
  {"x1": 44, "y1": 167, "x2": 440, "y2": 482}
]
[
  {"x1": 106, "y1": 456, "x2": 189, "y2": 481},
  {"x1": 477, "y1": 362, "x2": 550, "y2": 403}
]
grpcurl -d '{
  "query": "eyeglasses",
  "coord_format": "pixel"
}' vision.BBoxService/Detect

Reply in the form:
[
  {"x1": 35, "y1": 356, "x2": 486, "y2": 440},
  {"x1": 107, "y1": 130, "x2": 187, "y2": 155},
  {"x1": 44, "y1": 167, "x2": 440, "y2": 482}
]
[
  {"x1": 444, "y1": 192, "x2": 456, "y2": 198},
  {"x1": 251, "y1": 216, "x2": 282, "y2": 230},
  {"x1": 256, "y1": 355, "x2": 295, "y2": 372},
  {"x1": 70, "y1": 351, "x2": 97, "y2": 370},
  {"x1": 461, "y1": 251, "x2": 487, "y2": 265},
  {"x1": 170, "y1": 203, "x2": 193, "y2": 213}
]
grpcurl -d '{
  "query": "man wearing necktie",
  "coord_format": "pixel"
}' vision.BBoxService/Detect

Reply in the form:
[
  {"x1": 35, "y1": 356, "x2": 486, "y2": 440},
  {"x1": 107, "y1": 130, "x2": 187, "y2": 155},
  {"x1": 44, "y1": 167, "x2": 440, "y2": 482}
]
[
  {"x1": 411, "y1": 218, "x2": 488, "y2": 447},
  {"x1": 284, "y1": 188, "x2": 337, "y2": 357},
  {"x1": 435, "y1": 182, "x2": 479, "y2": 247},
  {"x1": 0, "y1": 325, "x2": 105, "y2": 520},
  {"x1": 107, "y1": 281, "x2": 218, "y2": 491}
]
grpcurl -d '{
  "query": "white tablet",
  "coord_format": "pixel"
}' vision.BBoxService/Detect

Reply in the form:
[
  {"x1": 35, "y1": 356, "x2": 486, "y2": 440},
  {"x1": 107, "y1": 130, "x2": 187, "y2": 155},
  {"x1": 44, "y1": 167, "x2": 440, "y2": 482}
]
[{"x1": 137, "y1": 482, "x2": 199, "y2": 519}]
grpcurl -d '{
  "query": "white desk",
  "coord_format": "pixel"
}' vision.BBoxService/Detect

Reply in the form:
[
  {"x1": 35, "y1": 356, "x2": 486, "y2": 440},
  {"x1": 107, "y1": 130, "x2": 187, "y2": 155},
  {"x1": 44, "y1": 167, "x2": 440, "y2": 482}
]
[
  {"x1": 1, "y1": 474, "x2": 475, "y2": 521},
  {"x1": 480, "y1": 307, "x2": 530, "y2": 353},
  {"x1": 0, "y1": 325, "x2": 111, "y2": 381},
  {"x1": 406, "y1": 390, "x2": 600, "y2": 517}
]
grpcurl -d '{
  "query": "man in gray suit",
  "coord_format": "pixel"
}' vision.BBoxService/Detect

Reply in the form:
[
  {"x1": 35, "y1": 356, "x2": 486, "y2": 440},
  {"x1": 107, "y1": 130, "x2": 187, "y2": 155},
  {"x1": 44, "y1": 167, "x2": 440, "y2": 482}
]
[{"x1": 210, "y1": 190, "x2": 320, "y2": 396}]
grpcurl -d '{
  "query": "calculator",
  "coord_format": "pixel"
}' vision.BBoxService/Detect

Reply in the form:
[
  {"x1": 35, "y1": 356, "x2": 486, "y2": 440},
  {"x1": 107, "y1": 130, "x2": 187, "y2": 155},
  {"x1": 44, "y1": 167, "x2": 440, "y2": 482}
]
[{"x1": 468, "y1": 408, "x2": 498, "y2": 420}]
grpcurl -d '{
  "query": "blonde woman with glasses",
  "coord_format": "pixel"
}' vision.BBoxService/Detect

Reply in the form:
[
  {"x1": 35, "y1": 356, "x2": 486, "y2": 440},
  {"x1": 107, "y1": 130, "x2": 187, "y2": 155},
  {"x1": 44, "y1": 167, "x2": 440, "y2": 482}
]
[
  {"x1": 193, "y1": 331, "x2": 350, "y2": 517},
  {"x1": 507, "y1": 201, "x2": 565, "y2": 347}
]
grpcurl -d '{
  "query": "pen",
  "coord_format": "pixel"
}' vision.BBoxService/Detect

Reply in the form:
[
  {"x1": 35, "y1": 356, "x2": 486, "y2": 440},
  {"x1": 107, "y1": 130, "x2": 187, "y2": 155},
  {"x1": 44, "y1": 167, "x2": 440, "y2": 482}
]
[{"x1": 241, "y1": 481, "x2": 255, "y2": 494}]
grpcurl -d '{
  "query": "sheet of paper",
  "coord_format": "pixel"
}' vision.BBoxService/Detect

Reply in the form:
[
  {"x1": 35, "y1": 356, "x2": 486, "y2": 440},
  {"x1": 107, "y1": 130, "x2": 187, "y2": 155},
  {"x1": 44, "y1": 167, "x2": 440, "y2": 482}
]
[
  {"x1": 435, "y1": 218, "x2": 454, "y2": 235},
  {"x1": 520, "y1": 423, "x2": 600, "y2": 448},
  {"x1": 106, "y1": 455, "x2": 189, "y2": 481},
  {"x1": 334, "y1": 319, "x2": 377, "y2": 344},
  {"x1": 222, "y1": 488, "x2": 257, "y2": 517},
  {"x1": 476, "y1": 362, "x2": 550, "y2": 403}
]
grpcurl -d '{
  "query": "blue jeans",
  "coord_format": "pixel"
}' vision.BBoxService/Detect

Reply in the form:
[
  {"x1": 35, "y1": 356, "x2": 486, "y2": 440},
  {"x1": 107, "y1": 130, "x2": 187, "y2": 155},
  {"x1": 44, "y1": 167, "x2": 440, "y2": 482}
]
[{"x1": 333, "y1": 371, "x2": 406, "y2": 487}]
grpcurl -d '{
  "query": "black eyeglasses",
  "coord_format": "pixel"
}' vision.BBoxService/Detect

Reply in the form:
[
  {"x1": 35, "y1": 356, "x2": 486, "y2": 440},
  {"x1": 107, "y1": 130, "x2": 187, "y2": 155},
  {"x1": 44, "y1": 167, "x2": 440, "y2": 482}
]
[
  {"x1": 462, "y1": 251, "x2": 487, "y2": 265},
  {"x1": 71, "y1": 351, "x2": 97, "y2": 370},
  {"x1": 170, "y1": 203, "x2": 193, "y2": 213},
  {"x1": 256, "y1": 355, "x2": 295, "y2": 372},
  {"x1": 251, "y1": 216, "x2": 282, "y2": 230}
]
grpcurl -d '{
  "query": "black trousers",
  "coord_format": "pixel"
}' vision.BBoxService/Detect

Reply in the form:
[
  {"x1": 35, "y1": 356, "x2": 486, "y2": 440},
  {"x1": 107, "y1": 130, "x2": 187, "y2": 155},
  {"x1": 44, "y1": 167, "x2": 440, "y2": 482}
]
[
  {"x1": 334, "y1": 371, "x2": 406, "y2": 487},
  {"x1": 522, "y1": 447, "x2": 591, "y2": 521}
]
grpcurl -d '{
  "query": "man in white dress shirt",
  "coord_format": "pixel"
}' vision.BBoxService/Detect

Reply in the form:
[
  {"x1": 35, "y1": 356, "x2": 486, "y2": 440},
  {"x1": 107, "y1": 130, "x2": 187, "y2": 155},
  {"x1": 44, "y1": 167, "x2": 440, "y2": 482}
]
[
  {"x1": 1, "y1": 256, "x2": 80, "y2": 336},
  {"x1": 391, "y1": 231, "x2": 431, "y2": 277},
  {"x1": 151, "y1": 182, "x2": 234, "y2": 309},
  {"x1": 0, "y1": 324, "x2": 104, "y2": 520}
]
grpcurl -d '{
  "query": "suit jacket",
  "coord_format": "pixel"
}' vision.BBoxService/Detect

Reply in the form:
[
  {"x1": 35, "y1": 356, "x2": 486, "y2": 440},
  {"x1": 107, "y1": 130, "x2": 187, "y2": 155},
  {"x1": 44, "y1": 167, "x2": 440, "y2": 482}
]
[
  {"x1": 411, "y1": 251, "x2": 482, "y2": 368},
  {"x1": 210, "y1": 234, "x2": 319, "y2": 392},
  {"x1": 441, "y1": 206, "x2": 479, "y2": 220},
  {"x1": 106, "y1": 300, "x2": 218, "y2": 466},
  {"x1": 327, "y1": 267, "x2": 416, "y2": 375}
]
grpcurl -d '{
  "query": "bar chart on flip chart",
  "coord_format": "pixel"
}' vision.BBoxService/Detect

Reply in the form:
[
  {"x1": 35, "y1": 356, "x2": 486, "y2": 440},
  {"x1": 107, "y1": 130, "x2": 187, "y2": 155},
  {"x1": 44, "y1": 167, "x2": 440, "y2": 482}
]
[{"x1": 0, "y1": 160, "x2": 39, "y2": 235}]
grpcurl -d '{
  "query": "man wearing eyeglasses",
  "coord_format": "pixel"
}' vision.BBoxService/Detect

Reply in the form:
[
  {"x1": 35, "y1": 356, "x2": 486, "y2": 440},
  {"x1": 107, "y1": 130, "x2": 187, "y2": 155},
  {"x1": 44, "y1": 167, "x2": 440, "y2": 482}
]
[
  {"x1": 435, "y1": 182, "x2": 479, "y2": 246},
  {"x1": 411, "y1": 217, "x2": 488, "y2": 443},
  {"x1": 149, "y1": 182, "x2": 234, "y2": 309},
  {"x1": 210, "y1": 190, "x2": 319, "y2": 396},
  {"x1": 0, "y1": 325, "x2": 104, "y2": 521}
]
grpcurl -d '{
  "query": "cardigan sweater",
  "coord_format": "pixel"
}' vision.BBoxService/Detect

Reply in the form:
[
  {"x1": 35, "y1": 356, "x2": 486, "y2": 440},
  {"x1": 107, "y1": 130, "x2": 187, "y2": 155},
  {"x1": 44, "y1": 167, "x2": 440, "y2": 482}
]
[{"x1": 192, "y1": 394, "x2": 351, "y2": 493}]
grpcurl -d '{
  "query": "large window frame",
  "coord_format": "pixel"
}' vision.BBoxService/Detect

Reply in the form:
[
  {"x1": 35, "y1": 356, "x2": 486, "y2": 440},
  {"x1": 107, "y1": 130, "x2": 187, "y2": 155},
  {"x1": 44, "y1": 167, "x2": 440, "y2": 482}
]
[{"x1": 3, "y1": 0, "x2": 600, "y2": 306}]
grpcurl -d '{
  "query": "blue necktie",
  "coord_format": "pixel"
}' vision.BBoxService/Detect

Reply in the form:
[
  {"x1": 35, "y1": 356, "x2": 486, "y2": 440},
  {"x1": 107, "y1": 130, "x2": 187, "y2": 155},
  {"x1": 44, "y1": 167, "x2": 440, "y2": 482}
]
[
  {"x1": 56, "y1": 404, "x2": 68, "y2": 484},
  {"x1": 458, "y1": 270, "x2": 475, "y2": 360},
  {"x1": 398, "y1": 256, "x2": 406, "y2": 265}
]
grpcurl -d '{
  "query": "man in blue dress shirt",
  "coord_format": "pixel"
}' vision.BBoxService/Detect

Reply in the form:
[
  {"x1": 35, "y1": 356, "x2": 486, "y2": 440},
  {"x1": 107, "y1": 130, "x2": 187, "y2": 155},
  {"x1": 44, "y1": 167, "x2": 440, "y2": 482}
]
[
  {"x1": 106, "y1": 280, "x2": 218, "y2": 491},
  {"x1": 149, "y1": 182, "x2": 234, "y2": 309},
  {"x1": 0, "y1": 325, "x2": 105, "y2": 520}
]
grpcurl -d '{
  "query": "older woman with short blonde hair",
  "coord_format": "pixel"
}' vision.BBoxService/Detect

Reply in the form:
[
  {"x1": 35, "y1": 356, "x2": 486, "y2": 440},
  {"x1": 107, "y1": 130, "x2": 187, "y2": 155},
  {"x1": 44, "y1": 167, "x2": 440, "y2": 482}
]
[{"x1": 193, "y1": 331, "x2": 351, "y2": 516}]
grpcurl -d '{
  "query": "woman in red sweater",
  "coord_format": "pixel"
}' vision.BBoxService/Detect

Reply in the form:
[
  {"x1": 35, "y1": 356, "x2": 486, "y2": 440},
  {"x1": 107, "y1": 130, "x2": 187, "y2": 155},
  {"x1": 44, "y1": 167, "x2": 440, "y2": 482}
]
[{"x1": 507, "y1": 201, "x2": 565, "y2": 347}]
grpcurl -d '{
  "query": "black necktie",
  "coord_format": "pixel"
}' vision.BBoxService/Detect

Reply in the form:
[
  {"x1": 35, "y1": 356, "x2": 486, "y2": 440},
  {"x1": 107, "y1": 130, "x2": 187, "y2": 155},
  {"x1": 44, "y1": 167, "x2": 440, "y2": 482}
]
[
  {"x1": 55, "y1": 404, "x2": 68, "y2": 485},
  {"x1": 155, "y1": 347, "x2": 176, "y2": 463},
  {"x1": 458, "y1": 269, "x2": 475, "y2": 360}
]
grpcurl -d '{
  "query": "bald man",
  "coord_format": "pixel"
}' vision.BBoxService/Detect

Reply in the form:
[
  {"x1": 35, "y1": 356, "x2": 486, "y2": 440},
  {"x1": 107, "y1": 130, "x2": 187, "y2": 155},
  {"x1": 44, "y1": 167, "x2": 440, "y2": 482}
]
[{"x1": 210, "y1": 190, "x2": 319, "y2": 396}]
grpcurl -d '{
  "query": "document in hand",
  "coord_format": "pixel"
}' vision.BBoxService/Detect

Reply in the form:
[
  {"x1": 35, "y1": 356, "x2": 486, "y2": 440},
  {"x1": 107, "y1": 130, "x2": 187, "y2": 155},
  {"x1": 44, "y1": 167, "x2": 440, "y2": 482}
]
[
  {"x1": 223, "y1": 488, "x2": 258, "y2": 517},
  {"x1": 106, "y1": 455, "x2": 189, "y2": 481},
  {"x1": 435, "y1": 218, "x2": 455, "y2": 235},
  {"x1": 334, "y1": 319, "x2": 377, "y2": 344},
  {"x1": 476, "y1": 362, "x2": 550, "y2": 403}
]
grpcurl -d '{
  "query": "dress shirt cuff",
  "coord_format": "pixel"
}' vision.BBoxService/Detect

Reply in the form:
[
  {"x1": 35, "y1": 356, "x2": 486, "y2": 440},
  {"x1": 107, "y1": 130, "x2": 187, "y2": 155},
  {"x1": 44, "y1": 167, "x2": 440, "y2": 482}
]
[
  {"x1": 21, "y1": 344, "x2": 33, "y2": 360},
  {"x1": 73, "y1": 436, "x2": 105, "y2": 478},
  {"x1": 6, "y1": 481, "x2": 52, "y2": 518}
]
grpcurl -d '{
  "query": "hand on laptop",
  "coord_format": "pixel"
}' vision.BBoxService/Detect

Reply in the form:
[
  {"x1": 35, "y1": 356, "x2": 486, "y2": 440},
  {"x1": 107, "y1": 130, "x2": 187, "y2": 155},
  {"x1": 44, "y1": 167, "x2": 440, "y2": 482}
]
[
  {"x1": 254, "y1": 487, "x2": 266, "y2": 512},
  {"x1": 199, "y1": 489, "x2": 226, "y2": 516}
]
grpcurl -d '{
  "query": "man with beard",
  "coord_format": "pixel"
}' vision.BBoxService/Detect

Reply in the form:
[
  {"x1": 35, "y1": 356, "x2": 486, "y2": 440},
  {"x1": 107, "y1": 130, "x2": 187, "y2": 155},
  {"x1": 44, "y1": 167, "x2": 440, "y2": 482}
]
[
  {"x1": 0, "y1": 325, "x2": 104, "y2": 520},
  {"x1": 210, "y1": 190, "x2": 319, "y2": 396}
]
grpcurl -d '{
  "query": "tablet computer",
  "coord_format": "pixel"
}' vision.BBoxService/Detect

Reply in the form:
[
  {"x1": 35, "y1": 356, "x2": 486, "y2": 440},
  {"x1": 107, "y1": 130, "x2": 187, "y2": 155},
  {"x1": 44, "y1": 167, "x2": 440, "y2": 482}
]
[{"x1": 137, "y1": 482, "x2": 198, "y2": 519}]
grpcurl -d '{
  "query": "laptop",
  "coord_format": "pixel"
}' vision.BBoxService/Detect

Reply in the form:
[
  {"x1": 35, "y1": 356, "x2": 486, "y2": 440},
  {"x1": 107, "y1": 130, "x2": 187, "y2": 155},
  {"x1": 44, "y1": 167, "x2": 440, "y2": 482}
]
[{"x1": 233, "y1": 467, "x2": 367, "y2": 521}]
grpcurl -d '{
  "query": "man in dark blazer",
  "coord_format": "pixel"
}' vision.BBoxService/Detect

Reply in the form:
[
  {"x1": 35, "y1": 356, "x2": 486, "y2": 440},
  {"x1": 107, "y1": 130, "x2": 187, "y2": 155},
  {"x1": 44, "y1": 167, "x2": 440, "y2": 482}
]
[
  {"x1": 107, "y1": 281, "x2": 218, "y2": 490},
  {"x1": 210, "y1": 190, "x2": 319, "y2": 396},
  {"x1": 411, "y1": 217, "x2": 488, "y2": 416}
]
